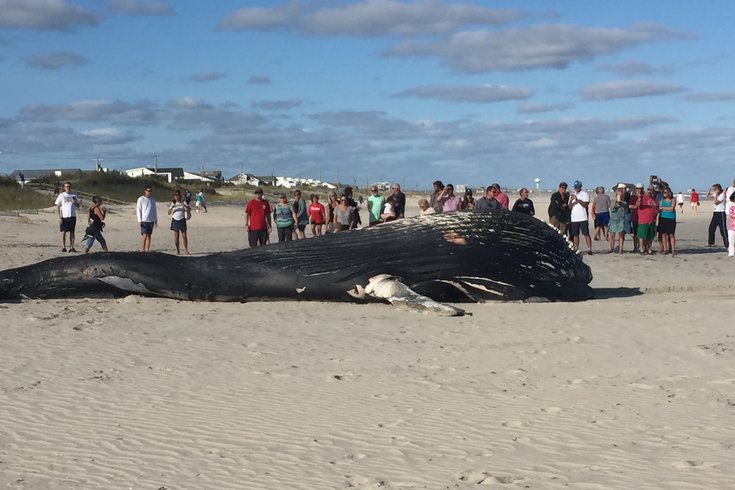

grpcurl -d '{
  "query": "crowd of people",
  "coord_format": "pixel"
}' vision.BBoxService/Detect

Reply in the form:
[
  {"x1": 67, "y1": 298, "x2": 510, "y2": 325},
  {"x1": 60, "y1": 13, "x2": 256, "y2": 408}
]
[{"x1": 53, "y1": 177, "x2": 735, "y2": 258}]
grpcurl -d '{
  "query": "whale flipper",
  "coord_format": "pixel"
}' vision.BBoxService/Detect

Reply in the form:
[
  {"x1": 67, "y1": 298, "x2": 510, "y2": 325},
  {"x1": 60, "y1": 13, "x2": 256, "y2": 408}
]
[{"x1": 365, "y1": 274, "x2": 466, "y2": 317}]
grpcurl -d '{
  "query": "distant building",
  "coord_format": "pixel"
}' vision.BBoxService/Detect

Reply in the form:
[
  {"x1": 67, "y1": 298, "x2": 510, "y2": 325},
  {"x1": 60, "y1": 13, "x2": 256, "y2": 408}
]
[
  {"x1": 228, "y1": 173, "x2": 269, "y2": 186},
  {"x1": 125, "y1": 166, "x2": 215, "y2": 183}
]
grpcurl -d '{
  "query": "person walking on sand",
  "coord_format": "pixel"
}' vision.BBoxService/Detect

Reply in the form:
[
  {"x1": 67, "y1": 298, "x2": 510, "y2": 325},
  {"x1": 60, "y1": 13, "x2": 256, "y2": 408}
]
[
  {"x1": 245, "y1": 188, "x2": 272, "y2": 248},
  {"x1": 55, "y1": 181, "x2": 81, "y2": 252},
  {"x1": 292, "y1": 189, "x2": 308, "y2": 239},
  {"x1": 676, "y1": 191, "x2": 684, "y2": 213},
  {"x1": 307, "y1": 194, "x2": 326, "y2": 236},
  {"x1": 83, "y1": 195, "x2": 108, "y2": 254},
  {"x1": 136, "y1": 185, "x2": 158, "y2": 252},
  {"x1": 707, "y1": 183, "x2": 728, "y2": 248},
  {"x1": 569, "y1": 180, "x2": 592, "y2": 254},
  {"x1": 326, "y1": 191, "x2": 338, "y2": 233},
  {"x1": 195, "y1": 190, "x2": 207, "y2": 213},
  {"x1": 690, "y1": 188, "x2": 699, "y2": 212},
  {"x1": 167, "y1": 190, "x2": 191, "y2": 255},
  {"x1": 273, "y1": 193, "x2": 297, "y2": 242}
]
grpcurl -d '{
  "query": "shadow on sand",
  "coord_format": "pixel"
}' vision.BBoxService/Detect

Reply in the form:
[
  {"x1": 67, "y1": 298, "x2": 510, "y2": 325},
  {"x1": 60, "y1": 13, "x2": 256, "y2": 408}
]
[{"x1": 592, "y1": 287, "x2": 643, "y2": 299}]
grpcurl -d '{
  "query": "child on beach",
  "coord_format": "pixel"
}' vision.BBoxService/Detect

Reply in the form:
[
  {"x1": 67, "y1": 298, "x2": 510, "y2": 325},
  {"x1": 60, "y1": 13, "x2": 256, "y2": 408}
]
[{"x1": 381, "y1": 196, "x2": 396, "y2": 222}]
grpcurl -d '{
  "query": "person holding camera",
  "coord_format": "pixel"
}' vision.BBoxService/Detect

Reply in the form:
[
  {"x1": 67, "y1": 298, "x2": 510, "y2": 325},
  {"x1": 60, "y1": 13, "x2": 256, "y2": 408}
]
[
  {"x1": 167, "y1": 190, "x2": 190, "y2": 255},
  {"x1": 706, "y1": 183, "x2": 728, "y2": 249}
]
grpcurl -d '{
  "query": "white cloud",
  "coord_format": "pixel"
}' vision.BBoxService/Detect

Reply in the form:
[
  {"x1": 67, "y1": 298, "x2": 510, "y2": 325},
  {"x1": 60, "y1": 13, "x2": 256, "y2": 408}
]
[
  {"x1": 516, "y1": 102, "x2": 575, "y2": 114},
  {"x1": 169, "y1": 96, "x2": 208, "y2": 109},
  {"x1": 0, "y1": 0, "x2": 99, "y2": 31},
  {"x1": 581, "y1": 80, "x2": 687, "y2": 101},
  {"x1": 83, "y1": 127, "x2": 138, "y2": 144},
  {"x1": 219, "y1": 0, "x2": 522, "y2": 36},
  {"x1": 394, "y1": 84, "x2": 532, "y2": 103},
  {"x1": 20, "y1": 99, "x2": 159, "y2": 124},
  {"x1": 26, "y1": 51, "x2": 88, "y2": 70},
  {"x1": 384, "y1": 23, "x2": 692, "y2": 73}
]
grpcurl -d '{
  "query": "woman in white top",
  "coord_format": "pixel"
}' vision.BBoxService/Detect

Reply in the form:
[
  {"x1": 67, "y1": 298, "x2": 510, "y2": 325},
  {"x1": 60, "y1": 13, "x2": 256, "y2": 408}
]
[
  {"x1": 707, "y1": 183, "x2": 728, "y2": 248},
  {"x1": 167, "y1": 190, "x2": 191, "y2": 255}
]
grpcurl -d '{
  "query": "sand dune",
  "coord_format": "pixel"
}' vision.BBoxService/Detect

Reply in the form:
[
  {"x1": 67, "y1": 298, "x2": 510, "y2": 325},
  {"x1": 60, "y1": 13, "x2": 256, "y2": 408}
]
[{"x1": 1, "y1": 198, "x2": 734, "y2": 489}]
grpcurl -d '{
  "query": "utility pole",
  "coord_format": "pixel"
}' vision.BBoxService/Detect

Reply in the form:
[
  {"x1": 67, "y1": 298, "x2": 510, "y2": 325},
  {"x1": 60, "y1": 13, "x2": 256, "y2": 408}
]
[
  {"x1": 95, "y1": 157, "x2": 103, "y2": 172},
  {"x1": 201, "y1": 161, "x2": 204, "y2": 181},
  {"x1": 154, "y1": 154, "x2": 158, "y2": 173}
]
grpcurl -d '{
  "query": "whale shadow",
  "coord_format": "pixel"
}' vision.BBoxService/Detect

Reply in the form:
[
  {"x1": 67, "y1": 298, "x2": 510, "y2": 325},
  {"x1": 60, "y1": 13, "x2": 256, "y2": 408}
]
[{"x1": 592, "y1": 287, "x2": 643, "y2": 299}]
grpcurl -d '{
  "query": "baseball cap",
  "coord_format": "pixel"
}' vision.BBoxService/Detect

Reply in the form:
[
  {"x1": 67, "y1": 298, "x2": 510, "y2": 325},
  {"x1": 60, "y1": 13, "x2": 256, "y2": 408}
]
[
  {"x1": 573, "y1": 180, "x2": 582, "y2": 188},
  {"x1": 559, "y1": 182, "x2": 568, "y2": 188}
]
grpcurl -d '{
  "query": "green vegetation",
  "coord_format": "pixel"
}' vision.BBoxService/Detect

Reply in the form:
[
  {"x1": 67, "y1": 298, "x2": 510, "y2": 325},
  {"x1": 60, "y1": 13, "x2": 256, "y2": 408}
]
[
  {"x1": 0, "y1": 176, "x2": 54, "y2": 211},
  {"x1": 1, "y1": 171, "x2": 344, "y2": 211}
]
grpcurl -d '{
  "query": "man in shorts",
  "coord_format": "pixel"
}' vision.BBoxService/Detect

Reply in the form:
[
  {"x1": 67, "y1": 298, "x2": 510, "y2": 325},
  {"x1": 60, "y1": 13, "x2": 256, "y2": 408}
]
[
  {"x1": 245, "y1": 187, "x2": 272, "y2": 247},
  {"x1": 636, "y1": 186, "x2": 659, "y2": 254},
  {"x1": 307, "y1": 194, "x2": 326, "y2": 236},
  {"x1": 548, "y1": 182, "x2": 570, "y2": 236},
  {"x1": 136, "y1": 185, "x2": 158, "y2": 251},
  {"x1": 55, "y1": 181, "x2": 81, "y2": 252},
  {"x1": 292, "y1": 190, "x2": 308, "y2": 238},
  {"x1": 569, "y1": 180, "x2": 592, "y2": 254}
]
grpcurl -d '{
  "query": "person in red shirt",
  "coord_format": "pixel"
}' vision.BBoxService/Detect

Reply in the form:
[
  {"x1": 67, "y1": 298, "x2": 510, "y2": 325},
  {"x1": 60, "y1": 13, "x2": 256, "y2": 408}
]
[
  {"x1": 307, "y1": 194, "x2": 326, "y2": 237},
  {"x1": 245, "y1": 188, "x2": 272, "y2": 248},
  {"x1": 636, "y1": 187, "x2": 659, "y2": 254},
  {"x1": 690, "y1": 188, "x2": 699, "y2": 213},
  {"x1": 491, "y1": 183, "x2": 509, "y2": 210}
]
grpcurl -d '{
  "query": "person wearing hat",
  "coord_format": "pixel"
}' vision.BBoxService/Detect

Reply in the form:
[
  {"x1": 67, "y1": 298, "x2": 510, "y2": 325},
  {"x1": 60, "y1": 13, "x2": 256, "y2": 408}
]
[
  {"x1": 569, "y1": 180, "x2": 592, "y2": 254},
  {"x1": 608, "y1": 185, "x2": 628, "y2": 254},
  {"x1": 245, "y1": 187, "x2": 272, "y2": 247},
  {"x1": 430, "y1": 180, "x2": 445, "y2": 214},
  {"x1": 548, "y1": 182, "x2": 570, "y2": 235}
]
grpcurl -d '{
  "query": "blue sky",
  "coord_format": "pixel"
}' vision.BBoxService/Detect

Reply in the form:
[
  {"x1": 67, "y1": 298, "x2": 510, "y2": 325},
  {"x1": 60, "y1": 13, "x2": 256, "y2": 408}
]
[{"x1": 0, "y1": 0, "x2": 733, "y2": 191}]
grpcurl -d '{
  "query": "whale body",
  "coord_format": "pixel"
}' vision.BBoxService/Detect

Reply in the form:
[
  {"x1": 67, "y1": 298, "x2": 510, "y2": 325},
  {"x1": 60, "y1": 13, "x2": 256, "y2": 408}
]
[{"x1": 0, "y1": 211, "x2": 593, "y2": 315}]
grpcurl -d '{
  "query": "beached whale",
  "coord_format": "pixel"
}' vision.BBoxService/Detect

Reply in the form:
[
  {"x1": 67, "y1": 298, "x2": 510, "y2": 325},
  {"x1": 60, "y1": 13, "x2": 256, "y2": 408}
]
[{"x1": 0, "y1": 211, "x2": 593, "y2": 315}]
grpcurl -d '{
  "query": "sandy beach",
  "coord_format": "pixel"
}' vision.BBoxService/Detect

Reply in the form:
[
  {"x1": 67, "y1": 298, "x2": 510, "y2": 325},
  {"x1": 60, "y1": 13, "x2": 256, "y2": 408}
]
[{"x1": 1, "y1": 196, "x2": 734, "y2": 489}]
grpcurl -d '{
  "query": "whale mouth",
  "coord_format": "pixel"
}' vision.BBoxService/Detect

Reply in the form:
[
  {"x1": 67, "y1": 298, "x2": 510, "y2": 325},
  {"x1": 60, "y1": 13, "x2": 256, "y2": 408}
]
[{"x1": 97, "y1": 276, "x2": 154, "y2": 295}]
